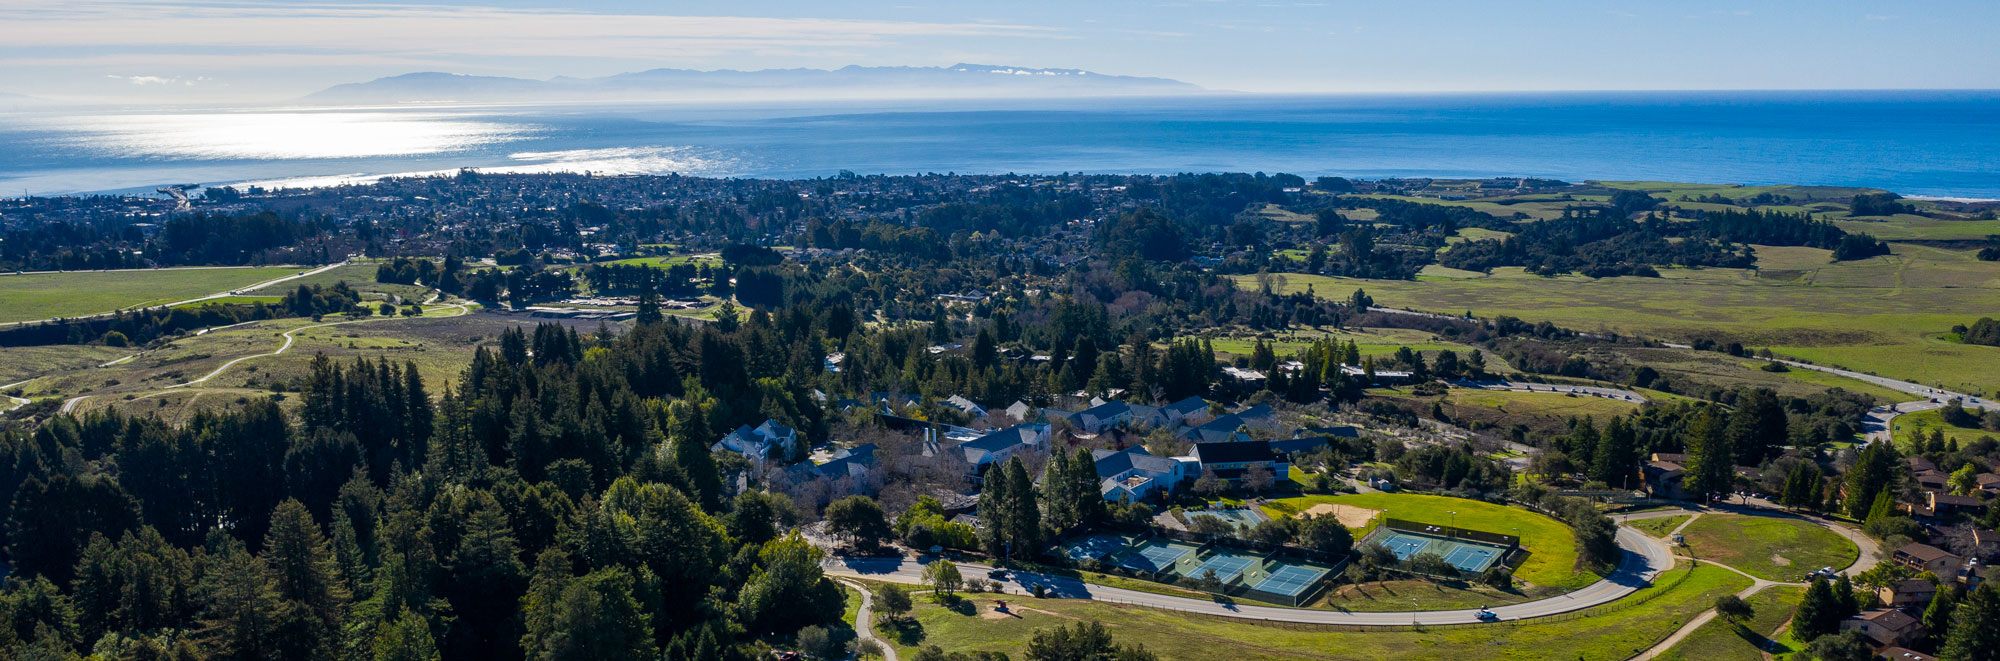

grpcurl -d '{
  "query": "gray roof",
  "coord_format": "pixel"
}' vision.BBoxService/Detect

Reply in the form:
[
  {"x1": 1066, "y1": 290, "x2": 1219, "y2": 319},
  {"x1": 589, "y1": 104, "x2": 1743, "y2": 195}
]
[{"x1": 1090, "y1": 447, "x2": 1180, "y2": 478}]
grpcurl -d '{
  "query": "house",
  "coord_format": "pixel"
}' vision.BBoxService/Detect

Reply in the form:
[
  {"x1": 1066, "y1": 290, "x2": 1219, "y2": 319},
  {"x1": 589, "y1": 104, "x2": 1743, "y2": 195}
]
[
  {"x1": 823, "y1": 352, "x2": 846, "y2": 373},
  {"x1": 1268, "y1": 436, "x2": 1331, "y2": 457},
  {"x1": 1160, "y1": 396, "x2": 1213, "y2": 426},
  {"x1": 942, "y1": 395, "x2": 988, "y2": 419},
  {"x1": 1091, "y1": 447, "x2": 1192, "y2": 502},
  {"x1": 1643, "y1": 458, "x2": 1690, "y2": 500},
  {"x1": 1878, "y1": 648, "x2": 1934, "y2": 661},
  {"x1": 798, "y1": 443, "x2": 877, "y2": 480},
  {"x1": 959, "y1": 423, "x2": 1050, "y2": 469},
  {"x1": 1840, "y1": 609, "x2": 1925, "y2": 648},
  {"x1": 710, "y1": 419, "x2": 799, "y2": 463},
  {"x1": 1192, "y1": 440, "x2": 1289, "y2": 482},
  {"x1": 1926, "y1": 491, "x2": 1987, "y2": 518},
  {"x1": 1878, "y1": 579, "x2": 1938, "y2": 609},
  {"x1": 1220, "y1": 366, "x2": 1267, "y2": 386},
  {"x1": 1234, "y1": 404, "x2": 1279, "y2": 430},
  {"x1": 1892, "y1": 543, "x2": 1964, "y2": 577},
  {"x1": 1975, "y1": 473, "x2": 2000, "y2": 495},
  {"x1": 1177, "y1": 415, "x2": 1252, "y2": 444},
  {"x1": 1004, "y1": 401, "x2": 1034, "y2": 423},
  {"x1": 1076, "y1": 400, "x2": 1133, "y2": 432}
]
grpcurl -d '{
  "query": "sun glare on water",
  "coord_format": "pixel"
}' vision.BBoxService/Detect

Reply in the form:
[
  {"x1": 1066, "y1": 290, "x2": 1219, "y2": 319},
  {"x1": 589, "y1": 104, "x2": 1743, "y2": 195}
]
[{"x1": 45, "y1": 111, "x2": 530, "y2": 160}]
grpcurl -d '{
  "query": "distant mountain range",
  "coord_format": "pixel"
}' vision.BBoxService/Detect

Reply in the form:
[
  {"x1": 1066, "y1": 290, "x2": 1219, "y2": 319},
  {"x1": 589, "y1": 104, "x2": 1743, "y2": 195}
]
[{"x1": 302, "y1": 64, "x2": 1203, "y2": 105}]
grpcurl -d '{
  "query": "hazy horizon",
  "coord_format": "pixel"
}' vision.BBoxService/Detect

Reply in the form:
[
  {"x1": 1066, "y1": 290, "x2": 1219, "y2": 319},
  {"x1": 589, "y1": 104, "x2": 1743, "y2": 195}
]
[{"x1": 5, "y1": 0, "x2": 1999, "y2": 105}]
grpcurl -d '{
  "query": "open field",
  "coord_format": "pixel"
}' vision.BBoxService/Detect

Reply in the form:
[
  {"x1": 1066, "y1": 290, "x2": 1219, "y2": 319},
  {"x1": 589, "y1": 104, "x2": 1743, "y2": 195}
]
[
  {"x1": 1261, "y1": 493, "x2": 1594, "y2": 589},
  {"x1": 1657, "y1": 585, "x2": 1801, "y2": 661},
  {"x1": 1831, "y1": 215, "x2": 2000, "y2": 241},
  {"x1": 245, "y1": 261, "x2": 433, "y2": 302},
  {"x1": 1627, "y1": 516, "x2": 1690, "y2": 538},
  {"x1": 1677, "y1": 515, "x2": 1857, "y2": 582},
  {"x1": 880, "y1": 564, "x2": 1747, "y2": 661},
  {"x1": 0, "y1": 266, "x2": 303, "y2": 323},
  {"x1": 1313, "y1": 579, "x2": 1542, "y2": 612},
  {"x1": 1372, "y1": 387, "x2": 1644, "y2": 436},
  {"x1": 1589, "y1": 346, "x2": 1908, "y2": 403},
  {"x1": 1242, "y1": 241, "x2": 2000, "y2": 395},
  {"x1": 1188, "y1": 326, "x2": 1500, "y2": 365},
  {"x1": 1892, "y1": 409, "x2": 1999, "y2": 452},
  {"x1": 0, "y1": 345, "x2": 133, "y2": 386}
]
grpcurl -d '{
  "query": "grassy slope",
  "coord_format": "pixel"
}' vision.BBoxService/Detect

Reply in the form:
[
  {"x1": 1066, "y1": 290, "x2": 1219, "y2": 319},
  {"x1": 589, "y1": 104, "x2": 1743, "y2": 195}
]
[
  {"x1": 1243, "y1": 241, "x2": 2000, "y2": 395},
  {"x1": 1678, "y1": 516, "x2": 1858, "y2": 582},
  {"x1": 1261, "y1": 493, "x2": 1594, "y2": 589},
  {"x1": 1378, "y1": 388, "x2": 1644, "y2": 435},
  {"x1": 1891, "y1": 409, "x2": 2000, "y2": 452},
  {"x1": 1592, "y1": 346, "x2": 1908, "y2": 403},
  {"x1": 1658, "y1": 586, "x2": 1803, "y2": 661},
  {"x1": 0, "y1": 345, "x2": 133, "y2": 386},
  {"x1": 0, "y1": 267, "x2": 302, "y2": 323},
  {"x1": 1628, "y1": 516, "x2": 1690, "y2": 538},
  {"x1": 889, "y1": 564, "x2": 1747, "y2": 661},
  {"x1": 1315, "y1": 579, "x2": 1543, "y2": 612}
]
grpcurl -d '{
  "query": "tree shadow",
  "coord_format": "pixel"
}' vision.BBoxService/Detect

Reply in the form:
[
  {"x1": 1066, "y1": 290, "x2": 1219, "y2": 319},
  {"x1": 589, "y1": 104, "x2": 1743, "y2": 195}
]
[{"x1": 886, "y1": 619, "x2": 927, "y2": 646}]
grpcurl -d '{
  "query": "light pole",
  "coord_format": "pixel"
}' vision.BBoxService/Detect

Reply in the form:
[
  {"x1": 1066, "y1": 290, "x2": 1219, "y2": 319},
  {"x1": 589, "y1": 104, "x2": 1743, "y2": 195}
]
[{"x1": 1449, "y1": 511, "x2": 1457, "y2": 535}]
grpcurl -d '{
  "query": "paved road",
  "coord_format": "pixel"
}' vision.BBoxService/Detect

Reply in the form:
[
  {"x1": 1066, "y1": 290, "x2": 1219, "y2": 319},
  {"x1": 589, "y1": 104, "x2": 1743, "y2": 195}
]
[
  {"x1": 0, "y1": 259, "x2": 351, "y2": 329},
  {"x1": 0, "y1": 379, "x2": 30, "y2": 416},
  {"x1": 825, "y1": 522, "x2": 1674, "y2": 626},
  {"x1": 1658, "y1": 342, "x2": 1996, "y2": 413},
  {"x1": 835, "y1": 579, "x2": 898, "y2": 661}
]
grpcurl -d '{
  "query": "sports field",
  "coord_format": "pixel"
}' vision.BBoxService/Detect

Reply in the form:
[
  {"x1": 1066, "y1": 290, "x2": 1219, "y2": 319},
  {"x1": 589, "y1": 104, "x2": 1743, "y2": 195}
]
[
  {"x1": 0, "y1": 267, "x2": 302, "y2": 323},
  {"x1": 1361, "y1": 528, "x2": 1509, "y2": 574},
  {"x1": 1114, "y1": 539, "x2": 1200, "y2": 574},
  {"x1": 1263, "y1": 493, "x2": 1594, "y2": 589}
]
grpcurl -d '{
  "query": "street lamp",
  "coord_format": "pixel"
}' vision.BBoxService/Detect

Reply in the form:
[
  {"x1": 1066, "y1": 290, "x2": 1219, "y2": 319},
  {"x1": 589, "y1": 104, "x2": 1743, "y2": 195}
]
[{"x1": 1449, "y1": 511, "x2": 1457, "y2": 534}]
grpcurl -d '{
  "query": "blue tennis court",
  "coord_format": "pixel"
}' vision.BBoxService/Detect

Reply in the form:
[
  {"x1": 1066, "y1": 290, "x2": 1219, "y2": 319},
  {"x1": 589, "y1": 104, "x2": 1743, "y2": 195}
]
[
  {"x1": 1062, "y1": 534, "x2": 1129, "y2": 561},
  {"x1": 1443, "y1": 545, "x2": 1501, "y2": 573},
  {"x1": 1187, "y1": 553, "x2": 1256, "y2": 583},
  {"x1": 1381, "y1": 533, "x2": 1434, "y2": 561},
  {"x1": 1254, "y1": 564, "x2": 1330, "y2": 597},
  {"x1": 1118, "y1": 541, "x2": 1196, "y2": 573}
]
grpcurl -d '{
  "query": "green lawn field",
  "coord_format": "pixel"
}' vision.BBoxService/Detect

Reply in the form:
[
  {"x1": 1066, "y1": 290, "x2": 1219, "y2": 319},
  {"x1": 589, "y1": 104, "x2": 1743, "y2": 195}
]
[
  {"x1": 1241, "y1": 241, "x2": 2000, "y2": 395},
  {"x1": 882, "y1": 564, "x2": 1747, "y2": 661},
  {"x1": 0, "y1": 267, "x2": 301, "y2": 323},
  {"x1": 1892, "y1": 409, "x2": 1999, "y2": 452},
  {"x1": 1628, "y1": 516, "x2": 1690, "y2": 538},
  {"x1": 1261, "y1": 493, "x2": 1596, "y2": 589},
  {"x1": 1315, "y1": 578, "x2": 1541, "y2": 612},
  {"x1": 1658, "y1": 585, "x2": 1802, "y2": 661},
  {"x1": 1677, "y1": 515, "x2": 1857, "y2": 581}
]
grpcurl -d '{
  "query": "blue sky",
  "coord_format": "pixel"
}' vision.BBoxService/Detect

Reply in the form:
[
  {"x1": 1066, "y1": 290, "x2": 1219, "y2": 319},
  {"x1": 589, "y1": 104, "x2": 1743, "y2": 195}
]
[{"x1": 5, "y1": 0, "x2": 1997, "y2": 103}]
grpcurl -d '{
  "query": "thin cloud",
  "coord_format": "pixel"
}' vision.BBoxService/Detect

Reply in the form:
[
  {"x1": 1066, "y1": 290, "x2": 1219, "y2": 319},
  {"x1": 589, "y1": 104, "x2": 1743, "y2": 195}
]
[{"x1": 1, "y1": 1, "x2": 1064, "y2": 61}]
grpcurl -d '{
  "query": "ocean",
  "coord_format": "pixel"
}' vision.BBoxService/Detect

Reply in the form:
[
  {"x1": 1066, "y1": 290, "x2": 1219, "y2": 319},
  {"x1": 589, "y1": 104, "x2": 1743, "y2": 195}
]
[{"x1": 2, "y1": 90, "x2": 1997, "y2": 198}]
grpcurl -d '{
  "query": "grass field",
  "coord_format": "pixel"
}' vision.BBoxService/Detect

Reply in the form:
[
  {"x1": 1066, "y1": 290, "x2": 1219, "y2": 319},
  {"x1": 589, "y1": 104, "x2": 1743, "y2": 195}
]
[
  {"x1": 1240, "y1": 241, "x2": 2000, "y2": 395},
  {"x1": 1186, "y1": 326, "x2": 1500, "y2": 366},
  {"x1": 882, "y1": 564, "x2": 1747, "y2": 661},
  {"x1": 1657, "y1": 586, "x2": 1802, "y2": 661},
  {"x1": 1628, "y1": 516, "x2": 1690, "y2": 538},
  {"x1": 1372, "y1": 387, "x2": 1645, "y2": 437},
  {"x1": 1677, "y1": 515, "x2": 1857, "y2": 582},
  {"x1": 246, "y1": 262, "x2": 433, "y2": 302},
  {"x1": 1590, "y1": 346, "x2": 1908, "y2": 403},
  {"x1": 1891, "y1": 409, "x2": 1999, "y2": 452},
  {"x1": 0, "y1": 267, "x2": 303, "y2": 323},
  {"x1": 1315, "y1": 579, "x2": 1543, "y2": 612},
  {"x1": 1261, "y1": 493, "x2": 1596, "y2": 589},
  {"x1": 0, "y1": 345, "x2": 133, "y2": 387}
]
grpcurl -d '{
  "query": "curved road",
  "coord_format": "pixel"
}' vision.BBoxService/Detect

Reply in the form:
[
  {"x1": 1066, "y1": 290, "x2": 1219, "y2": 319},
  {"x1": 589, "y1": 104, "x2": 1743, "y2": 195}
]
[
  {"x1": 825, "y1": 522, "x2": 1675, "y2": 626},
  {"x1": 836, "y1": 579, "x2": 899, "y2": 661}
]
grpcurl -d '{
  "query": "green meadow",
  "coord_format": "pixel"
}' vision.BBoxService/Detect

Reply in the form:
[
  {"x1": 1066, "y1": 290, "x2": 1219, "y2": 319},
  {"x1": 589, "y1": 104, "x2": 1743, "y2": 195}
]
[{"x1": 0, "y1": 267, "x2": 301, "y2": 323}]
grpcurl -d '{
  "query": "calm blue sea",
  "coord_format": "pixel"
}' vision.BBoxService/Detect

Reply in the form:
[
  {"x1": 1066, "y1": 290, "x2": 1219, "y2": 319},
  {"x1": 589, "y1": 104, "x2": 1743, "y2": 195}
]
[{"x1": 1, "y1": 90, "x2": 1997, "y2": 198}]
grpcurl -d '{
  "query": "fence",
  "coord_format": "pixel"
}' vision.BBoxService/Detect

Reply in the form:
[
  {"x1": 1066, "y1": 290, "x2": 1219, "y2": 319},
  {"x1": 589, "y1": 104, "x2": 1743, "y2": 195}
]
[{"x1": 1378, "y1": 517, "x2": 1521, "y2": 550}]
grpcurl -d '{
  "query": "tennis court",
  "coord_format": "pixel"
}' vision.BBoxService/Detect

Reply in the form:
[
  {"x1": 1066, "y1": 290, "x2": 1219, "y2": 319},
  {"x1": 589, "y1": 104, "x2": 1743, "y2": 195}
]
[
  {"x1": 1444, "y1": 545, "x2": 1501, "y2": 573},
  {"x1": 1380, "y1": 533, "x2": 1434, "y2": 561},
  {"x1": 1178, "y1": 549, "x2": 1259, "y2": 583},
  {"x1": 1248, "y1": 564, "x2": 1331, "y2": 597},
  {"x1": 1061, "y1": 534, "x2": 1132, "y2": 562},
  {"x1": 1362, "y1": 527, "x2": 1510, "y2": 574},
  {"x1": 1116, "y1": 539, "x2": 1199, "y2": 573},
  {"x1": 1188, "y1": 508, "x2": 1265, "y2": 530}
]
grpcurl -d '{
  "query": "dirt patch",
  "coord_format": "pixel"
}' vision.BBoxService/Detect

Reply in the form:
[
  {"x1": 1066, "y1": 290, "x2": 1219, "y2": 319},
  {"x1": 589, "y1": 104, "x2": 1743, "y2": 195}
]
[
  {"x1": 1298, "y1": 503, "x2": 1381, "y2": 528},
  {"x1": 1771, "y1": 555, "x2": 1791, "y2": 567}
]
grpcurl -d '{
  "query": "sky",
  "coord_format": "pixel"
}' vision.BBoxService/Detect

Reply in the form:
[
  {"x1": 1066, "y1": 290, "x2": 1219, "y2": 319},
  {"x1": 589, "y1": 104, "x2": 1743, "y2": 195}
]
[{"x1": 4, "y1": 0, "x2": 1998, "y2": 104}]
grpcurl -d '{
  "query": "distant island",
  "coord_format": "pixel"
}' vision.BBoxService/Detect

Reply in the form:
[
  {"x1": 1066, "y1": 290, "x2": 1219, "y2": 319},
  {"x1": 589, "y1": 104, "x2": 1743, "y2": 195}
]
[{"x1": 302, "y1": 63, "x2": 1203, "y2": 105}]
